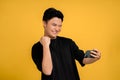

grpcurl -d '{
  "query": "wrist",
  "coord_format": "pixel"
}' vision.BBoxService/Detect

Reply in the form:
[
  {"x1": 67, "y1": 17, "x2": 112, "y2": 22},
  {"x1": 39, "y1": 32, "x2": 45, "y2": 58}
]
[{"x1": 43, "y1": 44, "x2": 50, "y2": 48}]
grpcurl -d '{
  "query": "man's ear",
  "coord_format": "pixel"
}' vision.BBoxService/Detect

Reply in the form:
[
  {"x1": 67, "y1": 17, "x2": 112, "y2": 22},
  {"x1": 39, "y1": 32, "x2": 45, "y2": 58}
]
[{"x1": 43, "y1": 21, "x2": 47, "y2": 27}]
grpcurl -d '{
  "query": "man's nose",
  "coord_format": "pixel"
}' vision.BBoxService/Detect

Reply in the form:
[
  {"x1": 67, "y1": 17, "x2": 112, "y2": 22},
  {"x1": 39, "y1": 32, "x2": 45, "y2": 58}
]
[{"x1": 55, "y1": 26, "x2": 60, "y2": 31}]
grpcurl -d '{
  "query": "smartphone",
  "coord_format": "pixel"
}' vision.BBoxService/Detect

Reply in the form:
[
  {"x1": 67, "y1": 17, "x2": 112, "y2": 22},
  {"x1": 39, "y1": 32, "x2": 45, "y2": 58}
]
[{"x1": 84, "y1": 50, "x2": 95, "y2": 58}]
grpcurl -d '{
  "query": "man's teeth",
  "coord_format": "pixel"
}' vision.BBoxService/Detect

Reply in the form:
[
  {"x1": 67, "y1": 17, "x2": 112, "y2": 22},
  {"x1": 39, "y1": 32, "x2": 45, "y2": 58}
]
[{"x1": 53, "y1": 32, "x2": 57, "y2": 34}]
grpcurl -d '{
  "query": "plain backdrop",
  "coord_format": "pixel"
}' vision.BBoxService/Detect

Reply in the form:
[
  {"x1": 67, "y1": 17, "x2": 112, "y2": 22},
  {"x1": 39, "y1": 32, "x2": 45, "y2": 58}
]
[{"x1": 0, "y1": 0, "x2": 120, "y2": 80}]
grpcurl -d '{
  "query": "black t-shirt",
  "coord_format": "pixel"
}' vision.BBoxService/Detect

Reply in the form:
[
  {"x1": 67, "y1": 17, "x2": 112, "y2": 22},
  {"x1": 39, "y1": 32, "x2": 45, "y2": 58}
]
[{"x1": 32, "y1": 36, "x2": 85, "y2": 80}]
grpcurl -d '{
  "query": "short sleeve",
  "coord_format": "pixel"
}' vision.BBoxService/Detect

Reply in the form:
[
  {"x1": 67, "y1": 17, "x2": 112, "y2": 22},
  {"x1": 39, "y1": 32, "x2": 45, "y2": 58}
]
[
  {"x1": 70, "y1": 39, "x2": 85, "y2": 66},
  {"x1": 31, "y1": 42, "x2": 43, "y2": 71}
]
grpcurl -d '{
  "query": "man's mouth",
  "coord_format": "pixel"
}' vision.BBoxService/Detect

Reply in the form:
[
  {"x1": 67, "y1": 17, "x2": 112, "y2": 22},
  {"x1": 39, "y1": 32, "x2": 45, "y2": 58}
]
[{"x1": 52, "y1": 31, "x2": 58, "y2": 34}]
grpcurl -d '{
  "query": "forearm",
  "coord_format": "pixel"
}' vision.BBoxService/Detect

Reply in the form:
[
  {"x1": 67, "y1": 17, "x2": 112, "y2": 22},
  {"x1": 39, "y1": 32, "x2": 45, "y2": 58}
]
[{"x1": 42, "y1": 45, "x2": 53, "y2": 75}]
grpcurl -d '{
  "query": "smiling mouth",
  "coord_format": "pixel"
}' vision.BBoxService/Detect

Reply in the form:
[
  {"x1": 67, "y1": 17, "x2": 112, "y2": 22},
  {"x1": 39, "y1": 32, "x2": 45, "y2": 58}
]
[
  {"x1": 52, "y1": 31, "x2": 58, "y2": 34},
  {"x1": 53, "y1": 32, "x2": 57, "y2": 34}
]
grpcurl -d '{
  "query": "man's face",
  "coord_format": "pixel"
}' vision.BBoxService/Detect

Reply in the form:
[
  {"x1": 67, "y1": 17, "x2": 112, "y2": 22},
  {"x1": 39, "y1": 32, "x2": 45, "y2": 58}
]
[{"x1": 43, "y1": 17, "x2": 62, "y2": 39}]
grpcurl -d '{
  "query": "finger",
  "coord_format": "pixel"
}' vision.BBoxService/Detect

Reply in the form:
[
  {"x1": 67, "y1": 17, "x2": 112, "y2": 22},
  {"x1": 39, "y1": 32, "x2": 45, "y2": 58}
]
[
  {"x1": 90, "y1": 53, "x2": 101, "y2": 59},
  {"x1": 92, "y1": 49, "x2": 99, "y2": 53},
  {"x1": 90, "y1": 50, "x2": 97, "y2": 55},
  {"x1": 92, "y1": 49, "x2": 101, "y2": 55}
]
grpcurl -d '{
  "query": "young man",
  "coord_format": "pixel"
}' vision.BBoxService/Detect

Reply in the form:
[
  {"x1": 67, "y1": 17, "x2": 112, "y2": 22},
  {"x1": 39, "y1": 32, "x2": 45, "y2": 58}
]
[{"x1": 32, "y1": 8, "x2": 101, "y2": 80}]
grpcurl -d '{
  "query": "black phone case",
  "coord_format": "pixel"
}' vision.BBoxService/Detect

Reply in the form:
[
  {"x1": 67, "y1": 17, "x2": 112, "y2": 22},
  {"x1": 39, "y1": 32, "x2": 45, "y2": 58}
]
[{"x1": 84, "y1": 50, "x2": 94, "y2": 58}]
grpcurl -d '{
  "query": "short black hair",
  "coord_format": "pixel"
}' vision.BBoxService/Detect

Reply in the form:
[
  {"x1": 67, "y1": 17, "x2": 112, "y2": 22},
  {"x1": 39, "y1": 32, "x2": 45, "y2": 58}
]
[{"x1": 43, "y1": 8, "x2": 64, "y2": 22}]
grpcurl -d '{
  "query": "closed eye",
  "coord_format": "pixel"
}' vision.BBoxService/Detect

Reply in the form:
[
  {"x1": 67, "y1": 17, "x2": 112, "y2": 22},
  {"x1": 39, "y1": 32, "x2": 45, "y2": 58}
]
[{"x1": 52, "y1": 23, "x2": 57, "y2": 26}]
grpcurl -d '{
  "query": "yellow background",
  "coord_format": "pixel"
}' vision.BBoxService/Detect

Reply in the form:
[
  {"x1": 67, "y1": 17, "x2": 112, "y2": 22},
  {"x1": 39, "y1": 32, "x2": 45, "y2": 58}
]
[{"x1": 0, "y1": 0, "x2": 120, "y2": 80}]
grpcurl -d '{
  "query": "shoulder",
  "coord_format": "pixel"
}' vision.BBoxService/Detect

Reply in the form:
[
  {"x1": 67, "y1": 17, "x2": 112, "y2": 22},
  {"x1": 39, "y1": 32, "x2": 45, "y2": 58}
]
[
  {"x1": 31, "y1": 41, "x2": 43, "y2": 58},
  {"x1": 32, "y1": 41, "x2": 42, "y2": 51}
]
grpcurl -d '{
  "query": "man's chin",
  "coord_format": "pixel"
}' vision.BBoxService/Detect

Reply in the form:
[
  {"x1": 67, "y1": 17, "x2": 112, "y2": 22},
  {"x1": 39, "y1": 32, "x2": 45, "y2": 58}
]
[{"x1": 49, "y1": 35, "x2": 57, "y2": 39}]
